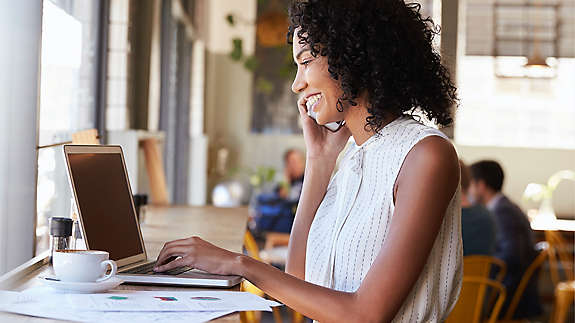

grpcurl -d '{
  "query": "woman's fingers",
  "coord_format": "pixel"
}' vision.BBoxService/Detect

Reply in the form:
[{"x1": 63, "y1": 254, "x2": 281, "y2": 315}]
[
  {"x1": 154, "y1": 256, "x2": 188, "y2": 272},
  {"x1": 155, "y1": 241, "x2": 195, "y2": 268},
  {"x1": 152, "y1": 236, "x2": 240, "y2": 276},
  {"x1": 155, "y1": 247, "x2": 183, "y2": 267},
  {"x1": 155, "y1": 249, "x2": 181, "y2": 269},
  {"x1": 154, "y1": 236, "x2": 208, "y2": 270},
  {"x1": 297, "y1": 97, "x2": 310, "y2": 119},
  {"x1": 156, "y1": 243, "x2": 180, "y2": 266}
]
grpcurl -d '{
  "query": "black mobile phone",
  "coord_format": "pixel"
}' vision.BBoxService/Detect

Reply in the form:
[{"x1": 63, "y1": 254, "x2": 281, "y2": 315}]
[{"x1": 307, "y1": 108, "x2": 345, "y2": 132}]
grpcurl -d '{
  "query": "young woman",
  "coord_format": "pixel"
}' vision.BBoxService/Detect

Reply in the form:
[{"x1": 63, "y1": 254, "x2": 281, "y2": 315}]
[{"x1": 154, "y1": 0, "x2": 462, "y2": 321}]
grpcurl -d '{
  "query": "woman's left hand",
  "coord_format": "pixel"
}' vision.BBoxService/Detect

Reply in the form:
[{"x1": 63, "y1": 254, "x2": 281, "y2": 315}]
[{"x1": 153, "y1": 236, "x2": 243, "y2": 276}]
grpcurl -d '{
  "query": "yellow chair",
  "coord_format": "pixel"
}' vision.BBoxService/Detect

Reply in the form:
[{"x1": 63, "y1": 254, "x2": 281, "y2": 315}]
[
  {"x1": 446, "y1": 276, "x2": 506, "y2": 323},
  {"x1": 260, "y1": 232, "x2": 290, "y2": 266},
  {"x1": 499, "y1": 242, "x2": 550, "y2": 321},
  {"x1": 464, "y1": 255, "x2": 507, "y2": 281},
  {"x1": 545, "y1": 230, "x2": 574, "y2": 286},
  {"x1": 550, "y1": 280, "x2": 575, "y2": 323},
  {"x1": 242, "y1": 231, "x2": 298, "y2": 323},
  {"x1": 546, "y1": 231, "x2": 575, "y2": 323},
  {"x1": 464, "y1": 255, "x2": 507, "y2": 314},
  {"x1": 264, "y1": 232, "x2": 291, "y2": 250},
  {"x1": 241, "y1": 231, "x2": 266, "y2": 323}
]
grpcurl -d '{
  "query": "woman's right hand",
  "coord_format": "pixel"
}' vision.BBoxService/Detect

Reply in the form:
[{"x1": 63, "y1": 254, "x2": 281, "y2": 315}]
[{"x1": 297, "y1": 97, "x2": 351, "y2": 163}]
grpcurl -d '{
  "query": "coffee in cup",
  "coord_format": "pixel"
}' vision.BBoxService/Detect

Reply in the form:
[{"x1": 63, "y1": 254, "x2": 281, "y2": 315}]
[{"x1": 52, "y1": 250, "x2": 117, "y2": 283}]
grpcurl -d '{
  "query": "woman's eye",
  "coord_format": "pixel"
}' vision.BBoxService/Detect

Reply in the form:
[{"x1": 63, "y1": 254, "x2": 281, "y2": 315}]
[{"x1": 302, "y1": 59, "x2": 312, "y2": 66}]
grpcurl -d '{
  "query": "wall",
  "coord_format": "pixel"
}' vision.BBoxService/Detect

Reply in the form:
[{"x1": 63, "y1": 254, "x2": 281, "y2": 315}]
[{"x1": 0, "y1": 1, "x2": 42, "y2": 274}]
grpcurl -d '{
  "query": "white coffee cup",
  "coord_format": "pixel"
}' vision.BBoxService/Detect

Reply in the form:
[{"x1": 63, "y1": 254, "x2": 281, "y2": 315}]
[{"x1": 53, "y1": 250, "x2": 117, "y2": 283}]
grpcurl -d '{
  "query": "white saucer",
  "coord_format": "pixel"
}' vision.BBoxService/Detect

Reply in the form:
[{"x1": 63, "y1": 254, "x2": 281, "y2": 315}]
[{"x1": 39, "y1": 275, "x2": 123, "y2": 293}]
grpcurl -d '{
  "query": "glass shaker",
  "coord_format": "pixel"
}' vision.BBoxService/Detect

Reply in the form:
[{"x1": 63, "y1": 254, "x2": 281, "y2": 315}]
[{"x1": 49, "y1": 217, "x2": 73, "y2": 262}]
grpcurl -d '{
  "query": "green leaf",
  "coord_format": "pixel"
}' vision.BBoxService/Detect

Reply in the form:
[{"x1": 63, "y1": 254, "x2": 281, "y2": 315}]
[
  {"x1": 230, "y1": 38, "x2": 243, "y2": 61},
  {"x1": 265, "y1": 168, "x2": 276, "y2": 182},
  {"x1": 243, "y1": 56, "x2": 259, "y2": 72},
  {"x1": 226, "y1": 14, "x2": 235, "y2": 26},
  {"x1": 256, "y1": 77, "x2": 274, "y2": 95}
]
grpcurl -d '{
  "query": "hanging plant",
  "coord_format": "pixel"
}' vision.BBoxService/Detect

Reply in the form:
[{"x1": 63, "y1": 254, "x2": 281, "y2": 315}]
[{"x1": 225, "y1": 2, "x2": 296, "y2": 94}]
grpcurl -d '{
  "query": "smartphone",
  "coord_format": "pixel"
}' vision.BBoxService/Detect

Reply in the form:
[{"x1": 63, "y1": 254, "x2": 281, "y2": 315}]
[{"x1": 307, "y1": 108, "x2": 345, "y2": 132}]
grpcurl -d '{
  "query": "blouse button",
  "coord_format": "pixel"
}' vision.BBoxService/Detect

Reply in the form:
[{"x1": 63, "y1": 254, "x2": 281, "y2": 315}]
[{"x1": 350, "y1": 149, "x2": 364, "y2": 174}]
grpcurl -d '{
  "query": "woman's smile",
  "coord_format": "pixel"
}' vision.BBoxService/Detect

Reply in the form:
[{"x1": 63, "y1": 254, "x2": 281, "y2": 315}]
[{"x1": 305, "y1": 93, "x2": 322, "y2": 113}]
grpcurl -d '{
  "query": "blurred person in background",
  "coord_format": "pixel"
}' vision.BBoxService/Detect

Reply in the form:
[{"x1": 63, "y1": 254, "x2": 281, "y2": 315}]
[
  {"x1": 469, "y1": 160, "x2": 542, "y2": 319},
  {"x1": 459, "y1": 160, "x2": 496, "y2": 256},
  {"x1": 252, "y1": 149, "x2": 305, "y2": 235},
  {"x1": 278, "y1": 148, "x2": 305, "y2": 202}
]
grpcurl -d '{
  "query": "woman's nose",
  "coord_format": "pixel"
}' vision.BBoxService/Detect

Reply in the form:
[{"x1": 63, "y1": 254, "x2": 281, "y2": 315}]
[{"x1": 291, "y1": 69, "x2": 306, "y2": 94}]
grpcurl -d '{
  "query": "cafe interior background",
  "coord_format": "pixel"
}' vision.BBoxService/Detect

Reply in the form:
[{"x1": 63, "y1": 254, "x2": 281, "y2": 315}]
[{"x1": 0, "y1": 0, "x2": 573, "y2": 322}]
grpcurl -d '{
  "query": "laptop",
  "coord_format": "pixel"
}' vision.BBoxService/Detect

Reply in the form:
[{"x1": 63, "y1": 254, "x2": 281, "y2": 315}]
[{"x1": 63, "y1": 144, "x2": 243, "y2": 287}]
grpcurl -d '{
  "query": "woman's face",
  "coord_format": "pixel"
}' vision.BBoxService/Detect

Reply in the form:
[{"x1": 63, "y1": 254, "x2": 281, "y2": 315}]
[{"x1": 291, "y1": 29, "x2": 344, "y2": 125}]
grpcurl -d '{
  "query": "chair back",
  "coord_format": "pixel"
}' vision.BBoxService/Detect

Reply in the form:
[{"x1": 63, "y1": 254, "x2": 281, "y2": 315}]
[
  {"x1": 241, "y1": 231, "x2": 265, "y2": 323},
  {"x1": 551, "y1": 280, "x2": 575, "y2": 323},
  {"x1": 464, "y1": 255, "x2": 507, "y2": 282},
  {"x1": 71, "y1": 129, "x2": 100, "y2": 145},
  {"x1": 244, "y1": 231, "x2": 262, "y2": 262},
  {"x1": 140, "y1": 138, "x2": 169, "y2": 205},
  {"x1": 446, "y1": 276, "x2": 506, "y2": 323},
  {"x1": 502, "y1": 241, "x2": 550, "y2": 320},
  {"x1": 241, "y1": 231, "x2": 303, "y2": 323},
  {"x1": 545, "y1": 230, "x2": 574, "y2": 286}
]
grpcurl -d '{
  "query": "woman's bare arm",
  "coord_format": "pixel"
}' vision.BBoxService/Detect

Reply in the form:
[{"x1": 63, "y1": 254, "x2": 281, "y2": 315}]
[
  {"x1": 155, "y1": 136, "x2": 459, "y2": 323},
  {"x1": 285, "y1": 98, "x2": 352, "y2": 278},
  {"x1": 285, "y1": 158, "x2": 336, "y2": 278}
]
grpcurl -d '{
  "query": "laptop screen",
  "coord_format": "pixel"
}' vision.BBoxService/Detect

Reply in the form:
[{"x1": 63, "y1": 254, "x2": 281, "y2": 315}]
[{"x1": 67, "y1": 152, "x2": 144, "y2": 261}]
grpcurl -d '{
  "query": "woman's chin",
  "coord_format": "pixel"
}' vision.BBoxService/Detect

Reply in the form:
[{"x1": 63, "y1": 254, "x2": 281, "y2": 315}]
[
  {"x1": 317, "y1": 117, "x2": 339, "y2": 126},
  {"x1": 314, "y1": 110, "x2": 339, "y2": 125},
  {"x1": 315, "y1": 119, "x2": 326, "y2": 126},
  {"x1": 315, "y1": 113, "x2": 330, "y2": 125}
]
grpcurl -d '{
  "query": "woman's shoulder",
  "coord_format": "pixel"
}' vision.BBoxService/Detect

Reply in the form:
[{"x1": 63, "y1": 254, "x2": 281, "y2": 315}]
[
  {"x1": 396, "y1": 115, "x2": 449, "y2": 142},
  {"x1": 368, "y1": 115, "x2": 451, "y2": 158},
  {"x1": 398, "y1": 134, "x2": 460, "y2": 193}
]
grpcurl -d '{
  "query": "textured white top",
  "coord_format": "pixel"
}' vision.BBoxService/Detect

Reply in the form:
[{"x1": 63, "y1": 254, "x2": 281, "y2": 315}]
[{"x1": 305, "y1": 116, "x2": 462, "y2": 322}]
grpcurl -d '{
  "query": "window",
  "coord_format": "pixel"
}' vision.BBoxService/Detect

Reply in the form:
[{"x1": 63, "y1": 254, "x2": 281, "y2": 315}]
[
  {"x1": 36, "y1": 0, "x2": 104, "y2": 255},
  {"x1": 455, "y1": 57, "x2": 575, "y2": 149},
  {"x1": 455, "y1": 0, "x2": 575, "y2": 149}
]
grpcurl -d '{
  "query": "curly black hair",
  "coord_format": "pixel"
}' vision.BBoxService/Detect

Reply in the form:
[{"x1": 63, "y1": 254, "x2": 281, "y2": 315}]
[{"x1": 287, "y1": 0, "x2": 458, "y2": 130}]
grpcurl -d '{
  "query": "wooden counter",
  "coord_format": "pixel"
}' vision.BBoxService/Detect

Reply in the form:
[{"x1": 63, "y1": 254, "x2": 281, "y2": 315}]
[{"x1": 0, "y1": 205, "x2": 249, "y2": 322}]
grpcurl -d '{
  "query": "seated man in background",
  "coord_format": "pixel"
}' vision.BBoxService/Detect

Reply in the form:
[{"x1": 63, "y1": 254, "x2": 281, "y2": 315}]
[
  {"x1": 253, "y1": 149, "x2": 305, "y2": 234},
  {"x1": 278, "y1": 149, "x2": 305, "y2": 203},
  {"x1": 459, "y1": 160, "x2": 496, "y2": 256},
  {"x1": 469, "y1": 160, "x2": 542, "y2": 319}
]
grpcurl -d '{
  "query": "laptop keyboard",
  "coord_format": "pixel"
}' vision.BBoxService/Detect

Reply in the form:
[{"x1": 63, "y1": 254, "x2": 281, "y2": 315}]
[{"x1": 122, "y1": 262, "x2": 192, "y2": 275}]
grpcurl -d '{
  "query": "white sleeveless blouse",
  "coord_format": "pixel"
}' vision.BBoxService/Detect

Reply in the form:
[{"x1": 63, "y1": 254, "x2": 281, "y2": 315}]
[{"x1": 305, "y1": 115, "x2": 462, "y2": 322}]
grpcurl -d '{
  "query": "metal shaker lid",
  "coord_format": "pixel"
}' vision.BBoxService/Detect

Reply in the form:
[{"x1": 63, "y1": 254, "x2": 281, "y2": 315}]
[{"x1": 49, "y1": 217, "x2": 73, "y2": 237}]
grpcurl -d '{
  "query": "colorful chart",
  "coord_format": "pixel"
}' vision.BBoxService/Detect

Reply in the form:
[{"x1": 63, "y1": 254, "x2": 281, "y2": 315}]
[
  {"x1": 107, "y1": 296, "x2": 128, "y2": 300},
  {"x1": 190, "y1": 296, "x2": 221, "y2": 301},
  {"x1": 154, "y1": 296, "x2": 178, "y2": 301}
]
